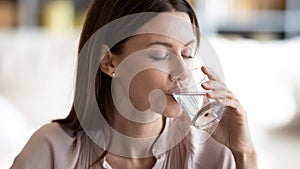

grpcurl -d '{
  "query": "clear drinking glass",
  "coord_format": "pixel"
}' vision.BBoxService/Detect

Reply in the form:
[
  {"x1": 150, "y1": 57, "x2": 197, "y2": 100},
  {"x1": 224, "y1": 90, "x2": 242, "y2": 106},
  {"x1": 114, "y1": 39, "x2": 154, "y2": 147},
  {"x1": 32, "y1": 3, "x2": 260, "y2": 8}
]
[{"x1": 168, "y1": 68, "x2": 225, "y2": 129}]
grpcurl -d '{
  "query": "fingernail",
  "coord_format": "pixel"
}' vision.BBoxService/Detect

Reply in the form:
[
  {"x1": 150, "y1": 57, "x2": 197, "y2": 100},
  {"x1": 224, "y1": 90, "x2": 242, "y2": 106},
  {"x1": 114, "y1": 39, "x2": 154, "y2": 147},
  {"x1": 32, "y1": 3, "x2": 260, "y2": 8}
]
[
  {"x1": 207, "y1": 91, "x2": 213, "y2": 95},
  {"x1": 202, "y1": 82, "x2": 209, "y2": 87}
]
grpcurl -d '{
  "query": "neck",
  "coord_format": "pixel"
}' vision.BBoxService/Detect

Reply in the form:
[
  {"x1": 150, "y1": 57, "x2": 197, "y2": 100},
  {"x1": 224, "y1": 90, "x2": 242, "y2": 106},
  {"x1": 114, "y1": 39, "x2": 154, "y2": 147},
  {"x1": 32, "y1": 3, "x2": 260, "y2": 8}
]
[
  {"x1": 106, "y1": 113, "x2": 165, "y2": 168},
  {"x1": 112, "y1": 111, "x2": 165, "y2": 138},
  {"x1": 104, "y1": 111, "x2": 165, "y2": 160}
]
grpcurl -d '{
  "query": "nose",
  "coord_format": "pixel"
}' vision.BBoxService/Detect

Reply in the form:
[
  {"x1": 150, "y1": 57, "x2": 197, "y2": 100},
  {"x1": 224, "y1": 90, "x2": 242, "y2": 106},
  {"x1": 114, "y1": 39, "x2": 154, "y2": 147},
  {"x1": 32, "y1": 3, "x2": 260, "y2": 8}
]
[{"x1": 168, "y1": 54, "x2": 189, "y2": 82}]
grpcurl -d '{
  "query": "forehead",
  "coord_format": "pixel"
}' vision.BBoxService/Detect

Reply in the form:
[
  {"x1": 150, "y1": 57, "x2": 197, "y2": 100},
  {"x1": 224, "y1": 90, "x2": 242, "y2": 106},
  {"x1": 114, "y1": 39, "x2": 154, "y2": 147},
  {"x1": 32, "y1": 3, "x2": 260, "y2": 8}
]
[
  {"x1": 125, "y1": 34, "x2": 189, "y2": 47},
  {"x1": 134, "y1": 12, "x2": 195, "y2": 44}
]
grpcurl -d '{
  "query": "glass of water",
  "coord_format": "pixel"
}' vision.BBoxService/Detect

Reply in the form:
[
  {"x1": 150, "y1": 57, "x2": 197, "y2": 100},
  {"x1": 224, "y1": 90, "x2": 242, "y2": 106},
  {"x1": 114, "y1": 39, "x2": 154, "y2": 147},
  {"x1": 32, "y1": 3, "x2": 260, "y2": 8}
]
[{"x1": 168, "y1": 68, "x2": 225, "y2": 129}]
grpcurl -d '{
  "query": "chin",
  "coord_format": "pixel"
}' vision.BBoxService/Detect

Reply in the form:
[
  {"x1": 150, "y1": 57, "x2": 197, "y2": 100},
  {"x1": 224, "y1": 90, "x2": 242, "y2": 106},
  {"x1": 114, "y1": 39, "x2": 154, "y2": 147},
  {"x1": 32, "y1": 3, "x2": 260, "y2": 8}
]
[
  {"x1": 160, "y1": 95, "x2": 182, "y2": 118},
  {"x1": 162, "y1": 105, "x2": 183, "y2": 118}
]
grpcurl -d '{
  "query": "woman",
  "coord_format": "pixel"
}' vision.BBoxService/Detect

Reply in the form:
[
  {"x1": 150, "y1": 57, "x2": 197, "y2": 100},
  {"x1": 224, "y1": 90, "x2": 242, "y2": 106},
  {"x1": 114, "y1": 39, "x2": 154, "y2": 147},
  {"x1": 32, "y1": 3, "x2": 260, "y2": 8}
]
[{"x1": 11, "y1": 0, "x2": 257, "y2": 168}]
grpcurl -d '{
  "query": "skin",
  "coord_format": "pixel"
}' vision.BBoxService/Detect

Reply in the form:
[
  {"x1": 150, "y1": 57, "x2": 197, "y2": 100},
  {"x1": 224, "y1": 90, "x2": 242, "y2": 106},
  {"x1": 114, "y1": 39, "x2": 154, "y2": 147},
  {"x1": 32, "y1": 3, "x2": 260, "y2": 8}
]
[
  {"x1": 125, "y1": 34, "x2": 193, "y2": 116},
  {"x1": 100, "y1": 11, "x2": 257, "y2": 169},
  {"x1": 201, "y1": 66, "x2": 258, "y2": 169}
]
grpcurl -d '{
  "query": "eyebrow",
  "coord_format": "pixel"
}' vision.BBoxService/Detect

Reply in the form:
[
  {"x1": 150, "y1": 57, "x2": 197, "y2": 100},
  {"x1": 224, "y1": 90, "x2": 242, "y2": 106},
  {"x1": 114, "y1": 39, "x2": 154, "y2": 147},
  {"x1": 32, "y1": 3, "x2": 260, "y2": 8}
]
[
  {"x1": 146, "y1": 41, "x2": 173, "y2": 48},
  {"x1": 184, "y1": 40, "x2": 195, "y2": 47},
  {"x1": 146, "y1": 40, "x2": 196, "y2": 48}
]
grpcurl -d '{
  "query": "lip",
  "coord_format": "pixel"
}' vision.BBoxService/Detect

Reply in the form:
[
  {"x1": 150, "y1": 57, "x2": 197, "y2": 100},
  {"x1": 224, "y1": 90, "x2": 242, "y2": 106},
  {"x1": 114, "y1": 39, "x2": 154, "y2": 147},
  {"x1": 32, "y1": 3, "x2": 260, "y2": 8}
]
[
  {"x1": 165, "y1": 88, "x2": 176, "y2": 96},
  {"x1": 165, "y1": 88, "x2": 182, "y2": 102},
  {"x1": 167, "y1": 87, "x2": 187, "y2": 95},
  {"x1": 166, "y1": 89, "x2": 177, "y2": 96},
  {"x1": 165, "y1": 91, "x2": 174, "y2": 96},
  {"x1": 166, "y1": 93, "x2": 177, "y2": 102}
]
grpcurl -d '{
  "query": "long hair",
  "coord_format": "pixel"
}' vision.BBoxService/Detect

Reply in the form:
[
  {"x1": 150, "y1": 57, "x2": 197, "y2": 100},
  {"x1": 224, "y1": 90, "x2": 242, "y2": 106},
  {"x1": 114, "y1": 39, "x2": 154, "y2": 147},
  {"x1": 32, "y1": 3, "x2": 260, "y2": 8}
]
[
  {"x1": 53, "y1": 0, "x2": 200, "y2": 167},
  {"x1": 54, "y1": 0, "x2": 200, "y2": 130}
]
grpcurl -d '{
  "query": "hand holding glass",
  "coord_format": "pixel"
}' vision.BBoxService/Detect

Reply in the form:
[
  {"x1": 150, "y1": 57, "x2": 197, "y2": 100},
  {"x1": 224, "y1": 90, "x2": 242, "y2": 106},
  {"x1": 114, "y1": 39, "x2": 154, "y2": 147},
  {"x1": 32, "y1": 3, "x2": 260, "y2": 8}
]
[{"x1": 168, "y1": 68, "x2": 224, "y2": 129}]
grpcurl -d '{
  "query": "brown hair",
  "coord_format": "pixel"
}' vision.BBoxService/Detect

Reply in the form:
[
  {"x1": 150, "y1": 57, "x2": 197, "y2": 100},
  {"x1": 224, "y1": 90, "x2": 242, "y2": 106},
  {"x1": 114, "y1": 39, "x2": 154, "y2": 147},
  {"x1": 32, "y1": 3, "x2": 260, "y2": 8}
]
[
  {"x1": 54, "y1": 0, "x2": 200, "y2": 130},
  {"x1": 53, "y1": 0, "x2": 199, "y2": 166}
]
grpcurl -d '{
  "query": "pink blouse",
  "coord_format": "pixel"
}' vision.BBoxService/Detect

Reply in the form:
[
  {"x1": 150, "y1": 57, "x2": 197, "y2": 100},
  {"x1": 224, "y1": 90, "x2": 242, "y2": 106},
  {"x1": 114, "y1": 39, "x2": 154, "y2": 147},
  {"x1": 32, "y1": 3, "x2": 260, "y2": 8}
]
[{"x1": 11, "y1": 122, "x2": 236, "y2": 169}]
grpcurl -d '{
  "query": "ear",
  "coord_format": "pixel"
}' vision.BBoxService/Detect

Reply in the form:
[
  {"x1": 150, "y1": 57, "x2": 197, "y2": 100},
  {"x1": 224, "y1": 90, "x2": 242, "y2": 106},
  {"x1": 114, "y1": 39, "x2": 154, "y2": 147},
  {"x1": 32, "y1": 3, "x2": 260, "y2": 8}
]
[{"x1": 99, "y1": 45, "x2": 118, "y2": 77}]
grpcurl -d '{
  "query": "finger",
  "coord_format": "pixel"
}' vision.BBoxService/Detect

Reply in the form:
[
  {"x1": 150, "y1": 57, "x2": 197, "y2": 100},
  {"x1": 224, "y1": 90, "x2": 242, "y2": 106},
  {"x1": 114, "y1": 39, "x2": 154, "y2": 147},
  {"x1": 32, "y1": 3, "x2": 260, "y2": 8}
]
[
  {"x1": 206, "y1": 89, "x2": 235, "y2": 100},
  {"x1": 201, "y1": 66, "x2": 219, "y2": 81},
  {"x1": 201, "y1": 80, "x2": 227, "y2": 91},
  {"x1": 218, "y1": 99, "x2": 246, "y2": 118}
]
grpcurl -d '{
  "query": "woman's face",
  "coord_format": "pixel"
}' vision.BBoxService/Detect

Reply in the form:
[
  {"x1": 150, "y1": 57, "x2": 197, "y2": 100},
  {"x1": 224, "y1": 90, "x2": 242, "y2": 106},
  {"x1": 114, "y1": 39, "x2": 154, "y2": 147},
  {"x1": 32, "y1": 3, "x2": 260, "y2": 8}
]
[{"x1": 112, "y1": 12, "x2": 196, "y2": 118}]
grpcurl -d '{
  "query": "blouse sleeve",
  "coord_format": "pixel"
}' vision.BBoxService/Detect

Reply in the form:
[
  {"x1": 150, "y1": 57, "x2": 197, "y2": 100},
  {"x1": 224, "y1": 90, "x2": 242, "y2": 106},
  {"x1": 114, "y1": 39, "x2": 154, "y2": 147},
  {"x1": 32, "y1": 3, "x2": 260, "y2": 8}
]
[
  {"x1": 153, "y1": 119, "x2": 236, "y2": 169},
  {"x1": 191, "y1": 129, "x2": 236, "y2": 169},
  {"x1": 10, "y1": 124, "x2": 56, "y2": 169},
  {"x1": 10, "y1": 123, "x2": 78, "y2": 169}
]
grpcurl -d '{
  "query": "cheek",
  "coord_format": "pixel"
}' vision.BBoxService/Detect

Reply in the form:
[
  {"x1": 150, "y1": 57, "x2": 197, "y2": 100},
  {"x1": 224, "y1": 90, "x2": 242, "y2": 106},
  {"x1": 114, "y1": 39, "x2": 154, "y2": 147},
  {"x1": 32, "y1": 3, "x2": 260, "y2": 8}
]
[
  {"x1": 128, "y1": 69, "x2": 183, "y2": 118},
  {"x1": 129, "y1": 70, "x2": 168, "y2": 111}
]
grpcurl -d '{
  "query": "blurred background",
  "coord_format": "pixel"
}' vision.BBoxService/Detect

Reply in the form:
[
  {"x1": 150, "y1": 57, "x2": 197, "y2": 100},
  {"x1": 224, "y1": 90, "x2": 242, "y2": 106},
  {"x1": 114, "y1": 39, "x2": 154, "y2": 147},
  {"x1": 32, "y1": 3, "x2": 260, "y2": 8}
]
[{"x1": 0, "y1": 0, "x2": 299, "y2": 168}]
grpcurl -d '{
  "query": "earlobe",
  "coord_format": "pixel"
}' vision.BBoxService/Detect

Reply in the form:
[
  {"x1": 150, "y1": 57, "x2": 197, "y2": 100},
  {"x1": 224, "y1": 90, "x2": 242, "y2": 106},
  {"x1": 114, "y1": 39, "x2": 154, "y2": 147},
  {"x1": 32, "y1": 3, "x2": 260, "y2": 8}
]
[{"x1": 100, "y1": 45, "x2": 117, "y2": 77}]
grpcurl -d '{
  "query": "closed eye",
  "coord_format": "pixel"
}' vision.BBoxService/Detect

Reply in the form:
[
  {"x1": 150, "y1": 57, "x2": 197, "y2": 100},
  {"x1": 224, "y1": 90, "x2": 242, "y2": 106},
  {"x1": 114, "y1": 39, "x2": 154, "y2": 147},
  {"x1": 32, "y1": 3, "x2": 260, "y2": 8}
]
[
  {"x1": 150, "y1": 53, "x2": 170, "y2": 61},
  {"x1": 148, "y1": 49, "x2": 170, "y2": 61}
]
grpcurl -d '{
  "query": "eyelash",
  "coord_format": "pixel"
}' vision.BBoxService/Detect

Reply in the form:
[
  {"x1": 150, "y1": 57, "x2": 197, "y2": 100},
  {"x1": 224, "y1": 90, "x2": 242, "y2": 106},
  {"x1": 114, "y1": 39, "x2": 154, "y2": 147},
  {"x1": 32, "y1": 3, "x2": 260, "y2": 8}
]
[
  {"x1": 150, "y1": 53, "x2": 170, "y2": 61},
  {"x1": 149, "y1": 49, "x2": 194, "y2": 61},
  {"x1": 151, "y1": 54, "x2": 194, "y2": 61}
]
